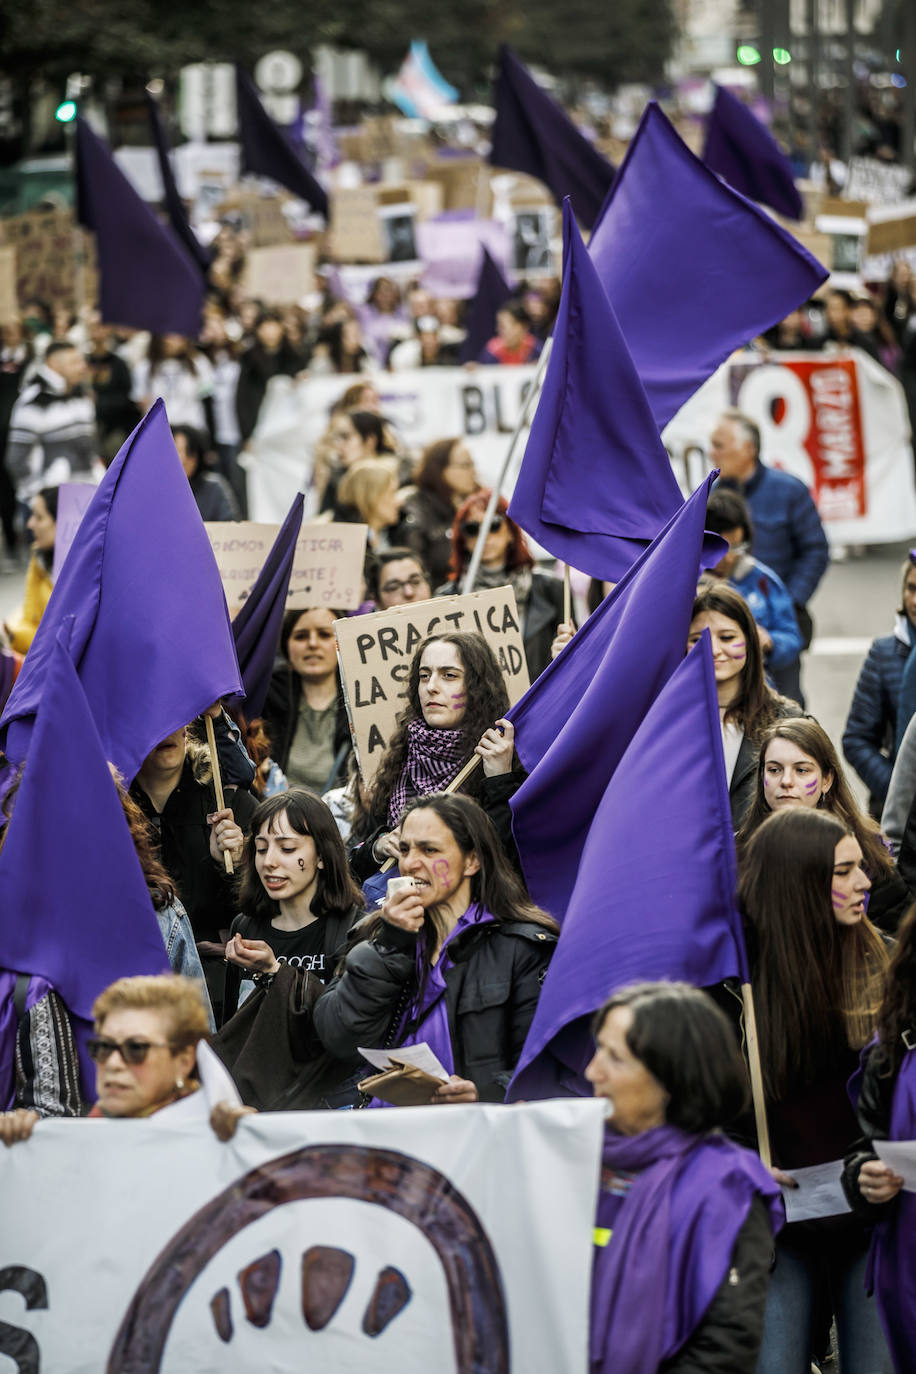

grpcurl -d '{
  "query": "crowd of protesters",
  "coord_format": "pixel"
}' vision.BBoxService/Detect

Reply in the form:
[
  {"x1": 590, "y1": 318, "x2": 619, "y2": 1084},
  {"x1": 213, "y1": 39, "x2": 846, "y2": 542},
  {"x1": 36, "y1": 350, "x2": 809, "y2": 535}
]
[{"x1": 3, "y1": 255, "x2": 916, "y2": 1368}]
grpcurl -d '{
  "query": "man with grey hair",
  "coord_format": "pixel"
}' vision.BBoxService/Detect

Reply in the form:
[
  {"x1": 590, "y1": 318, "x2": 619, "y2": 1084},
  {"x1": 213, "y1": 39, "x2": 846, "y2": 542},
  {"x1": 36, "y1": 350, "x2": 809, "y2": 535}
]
[{"x1": 710, "y1": 408, "x2": 829, "y2": 705}]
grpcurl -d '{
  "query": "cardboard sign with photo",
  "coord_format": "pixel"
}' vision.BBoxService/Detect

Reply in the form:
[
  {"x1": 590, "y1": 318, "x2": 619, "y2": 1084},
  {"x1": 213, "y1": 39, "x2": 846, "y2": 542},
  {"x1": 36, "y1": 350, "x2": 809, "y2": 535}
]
[
  {"x1": 511, "y1": 208, "x2": 553, "y2": 275},
  {"x1": 378, "y1": 202, "x2": 420, "y2": 264}
]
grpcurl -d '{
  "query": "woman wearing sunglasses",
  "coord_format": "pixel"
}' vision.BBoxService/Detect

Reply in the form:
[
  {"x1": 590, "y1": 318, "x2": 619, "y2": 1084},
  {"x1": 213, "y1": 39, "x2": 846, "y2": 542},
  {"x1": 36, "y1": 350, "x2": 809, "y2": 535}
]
[
  {"x1": 436, "y1": 489, "x2": 568, "y2": 681},
  {"x1": 0, "y1": 975, "x2": 250, "y2": 1143}
]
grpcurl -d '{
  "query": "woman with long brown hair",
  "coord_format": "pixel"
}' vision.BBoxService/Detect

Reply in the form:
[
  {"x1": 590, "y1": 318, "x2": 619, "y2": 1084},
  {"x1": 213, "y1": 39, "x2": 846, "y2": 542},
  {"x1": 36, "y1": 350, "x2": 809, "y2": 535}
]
[
  {"x1": 688, "y1": 582, "x2": 801, "y2": 827},
  {"x1": 739, "y1": 807, "x2": 892, "y2": 1372},
  {"x1": 398, "y1": 435, "x2": 480, "y2": 586},
  {"x1": 738, "y1": 717, "x2": 910, "y2": 932}
]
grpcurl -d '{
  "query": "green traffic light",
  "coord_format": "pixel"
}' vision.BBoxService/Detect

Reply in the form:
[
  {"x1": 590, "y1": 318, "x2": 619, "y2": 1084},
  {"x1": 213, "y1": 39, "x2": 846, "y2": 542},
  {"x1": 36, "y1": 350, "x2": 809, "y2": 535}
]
[
  {"x1": 737, "y1": 45, "x2": 762, "y2": 65},
  {"x1": 55, "y1": 100, "x2": 78, "y2": 123},
  {"x1": 773, "y1": 47, "x2": 792, "y2": 65}
]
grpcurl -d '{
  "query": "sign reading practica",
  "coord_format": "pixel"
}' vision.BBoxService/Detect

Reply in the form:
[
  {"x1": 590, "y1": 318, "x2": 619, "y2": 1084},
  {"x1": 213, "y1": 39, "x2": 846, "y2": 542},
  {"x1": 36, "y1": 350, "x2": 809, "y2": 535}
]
[{"x1": 334, "y1": 587, "x2": 530, "y2": 785}]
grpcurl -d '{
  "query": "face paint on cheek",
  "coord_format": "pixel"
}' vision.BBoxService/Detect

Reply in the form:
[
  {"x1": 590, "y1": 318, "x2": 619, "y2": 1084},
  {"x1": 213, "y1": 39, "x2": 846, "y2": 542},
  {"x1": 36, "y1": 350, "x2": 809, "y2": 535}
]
[
  {"x1": 432, "y1": 859, "x2": 451, "y2": 884},
  {"x1": 727, "y1": 641, "x2": 746, "y2": 659},
  {"x1": 450, "y1": 694, "x2": 466, "y2": 708},
  {"x1": 298, "y1": 858, "x2": 306, "y2": 871},
  {"x1": 831, "y1": 887, "x2": 849, "y2": 908},
  {"x1": 805, "y1": 778, "x2": 819, "y2": 795}
]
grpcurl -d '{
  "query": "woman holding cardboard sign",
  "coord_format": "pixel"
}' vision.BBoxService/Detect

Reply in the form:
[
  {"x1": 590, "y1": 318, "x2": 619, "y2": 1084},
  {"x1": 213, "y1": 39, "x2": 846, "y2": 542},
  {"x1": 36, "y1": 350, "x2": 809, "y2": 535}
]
[
  {"x1": 349, "y1": 631, "x2": 523, "y2": 883},
  {"x1": 315, "y1": 793, "x2": 557, "y2": 1104}
]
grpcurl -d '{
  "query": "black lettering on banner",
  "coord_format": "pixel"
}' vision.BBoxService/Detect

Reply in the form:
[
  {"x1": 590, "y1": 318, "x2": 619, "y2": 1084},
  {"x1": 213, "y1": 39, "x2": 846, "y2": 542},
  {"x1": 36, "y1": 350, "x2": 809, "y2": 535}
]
[
  {"x1": 503, "y1": 645, "x2": 524, "y2": 675},
  {"x1": 377, "y1": 627, "x2": 400, "y2": 662},
  {"x1": 355, "y1": 634, "x2": 375, "y2": 667},
  {"x1": 443, "y1": 611, "x2": 463, "y2": 631},
  {"x1": 501, "y1": 605, "x2": 520, "y2": 633},
  {"x1": 0, "y1": 1265, "x2": 48, "y2": 1374},
  {"x1": 366, "y1": 723, "x2": 386, "y2": 754},
  {"x1": 461, "y1": 385, "x2": 486, "y2": 436},
  {"x1": 403, "y1": 623, "x2": 422, "y2": 656},
  {"x1": 391, "y1": 663, "x2": 409, "y2": 685},
  {"x1": 486, "y1": 605, "x2": 500, "y2": 633},
  {"x1": 354, "y1": 677, "x2": 387, "y2": 708},
  {"x1": 472, "y1": 609, "x2": 483, "y2": 634},
  {"x1": 493, "y1": 386, "x2": 513, "y2": 434}
]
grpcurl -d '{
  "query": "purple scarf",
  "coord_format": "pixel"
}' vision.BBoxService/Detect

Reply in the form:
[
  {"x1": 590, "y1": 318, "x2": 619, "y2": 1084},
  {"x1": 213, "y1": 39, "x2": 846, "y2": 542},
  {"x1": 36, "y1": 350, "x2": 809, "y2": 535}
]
[
  {"x1": 387, "y1": 717, "x2": 468, "y2": 827},
  {"x1": 591, "y1": 1124, "x2": 783, "y2": 1374},
  {"x1": 870, "y1": 1046, "x2": 916, "y2": 1374}
]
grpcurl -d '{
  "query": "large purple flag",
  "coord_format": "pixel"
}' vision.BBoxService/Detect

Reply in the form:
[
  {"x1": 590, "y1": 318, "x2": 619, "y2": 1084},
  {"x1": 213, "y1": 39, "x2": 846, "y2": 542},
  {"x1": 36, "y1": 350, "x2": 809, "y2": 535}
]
[
  {"x1": 145, "y1": 90, "x2": 212, "y2": 276},
  {"x1": 458, "y1": 246, "x2": 514, "y2": 365},
  {"x1": 589, "y1": 102, "x2": 827, "y2": 429},
  {"x1": 0, "y1": 401, "x2": 243, "y2": 783},
  {"x1": 508, "y1": 635, "x2": 748, "y2": 1101},
  {"x1": 75, "y1": 117, "x2": 204, "y2": 337},
  {"x1": 489, "y1": 47, "x2": 615, "y2": 230},
  {"x1": 703, "y1": 84, "x2": 804, "y2": 221},
  {"x1": 506, "y1": 473, "x2": 725, "y2": 922},
  {"x1": 0, "y1": 625, "x2": 169, "y2": 1102},
  {"x1": 236, "y1": 66, "x2": 329, "y2": 218},
  {"x1": 233, "y1": 492, "x2": 304, "y2": 720},
  {"x1": 508, "y1": 199, "x2": 684, "y2": 581}
]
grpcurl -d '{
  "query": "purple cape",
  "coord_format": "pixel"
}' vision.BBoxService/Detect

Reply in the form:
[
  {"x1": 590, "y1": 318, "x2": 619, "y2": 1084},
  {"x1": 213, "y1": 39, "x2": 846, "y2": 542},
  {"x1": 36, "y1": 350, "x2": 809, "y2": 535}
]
[
  {"x1": 869, "y1": 1047, "x2": 916, "y2": 1373},
  {"x1": 592, "y1": 1124, "x2": 783, "y2": 1374}
]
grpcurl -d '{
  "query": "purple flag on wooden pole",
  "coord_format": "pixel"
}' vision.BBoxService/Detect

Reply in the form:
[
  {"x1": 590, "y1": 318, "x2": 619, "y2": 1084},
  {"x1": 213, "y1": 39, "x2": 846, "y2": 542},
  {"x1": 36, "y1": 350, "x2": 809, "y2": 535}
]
[
  {"x1": 703, "y1": 84, "x2": 804, "y2": 221},
  {"x1": 75, "y1": 117, "x2": 204, "y2": 337},
  {"x1": 506, "y1": 473, "x2": 726, "y2": 923},
  {"x1": 489, "y1": 46, "x2": 615, "y2": 230},
  {"x1": 0, "y1": 400, "x2": 243, "y2": 783},
  {"x1": 508, "y1": 199, "x2": 685, "y2": 581},
  {"x1": 236, "y1": 66, "x2": 329, "y2": 218},
  {"x1": 233, "y1": 492, "x2": 304, "y2": 720},
  {"x1": 589, "y1": 102, "x2": 827, "y2": 429},
  {"x1": 145, "y1": 90, "x2": 212, "y2": 276},
  {"x1": 0, "y1": 624, "x2": 169, "y2": 1101},
  {"x1": 508, "y1": 634, "x2": 748, "y2": 1102},
  {"x1": 458, "y1": 246, "x2": 514, "y2": 364}
]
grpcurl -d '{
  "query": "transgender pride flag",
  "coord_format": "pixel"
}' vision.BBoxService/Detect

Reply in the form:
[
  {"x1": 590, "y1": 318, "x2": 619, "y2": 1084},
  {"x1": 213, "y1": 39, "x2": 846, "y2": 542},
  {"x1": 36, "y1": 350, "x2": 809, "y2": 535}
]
[{"x1": 388, "y1": 42, "x2": 459, "y2": 121}]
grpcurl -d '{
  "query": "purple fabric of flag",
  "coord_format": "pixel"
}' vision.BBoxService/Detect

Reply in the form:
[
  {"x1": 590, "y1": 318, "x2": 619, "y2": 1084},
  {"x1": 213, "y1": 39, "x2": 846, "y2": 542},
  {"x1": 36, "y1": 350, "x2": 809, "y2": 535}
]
[
  {"x1": 489, "y1": 47, "x2": 615, "y2": 230},
  {"x1": 508, "y1": 199, "x2": 685, "y2": 580},
  {"x1": 233, "y1": 492, "x2": 304, "y2": 719},
  {"x1": 75, "y1": 117, "x2": 204, "y2": 337},
  {"x1": 0, "y1": 401, "x2": 243, "y2": 783},
  {"x1": 703, "y1": 84, "x2": 804, "y2": 221},
  {"x1": 236, "y1": 66, "x2": 329, "y2": 218},
  {"x1": 145, "y1": 91, "x2": 212, "y2": 276},
  {"x1": 508, "y1": 635, "x2": 747, "y2": 1102},
  {"x1": 506, "y1": 472, "x2": 725, "y2": 923},
  {"x1": 870, "y1": 1046, "x2": 916, "y2": 1372},
  {"x1": 588, "y1": 102, "x2": 827, "y2": 429},
  {"x1": 0, "y1": 626, "x2": 169, "y2": 1101},
  {"x1": 458, "y1": 247, "x2": 514, "y2": 364}
]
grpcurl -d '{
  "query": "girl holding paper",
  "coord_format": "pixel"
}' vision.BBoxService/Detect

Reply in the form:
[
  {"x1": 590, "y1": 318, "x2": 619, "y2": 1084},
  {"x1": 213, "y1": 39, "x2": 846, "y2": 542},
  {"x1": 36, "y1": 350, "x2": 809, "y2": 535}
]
[
  {"x1": 315, "y1": 793, "x2": 556, "y2": 1104},
  {"x1": 843, "y1": 903, "x2": 916, "y2": 1374},
  {"x1": 738, "y1": 808, "x2": 892, "y2": 1373}
]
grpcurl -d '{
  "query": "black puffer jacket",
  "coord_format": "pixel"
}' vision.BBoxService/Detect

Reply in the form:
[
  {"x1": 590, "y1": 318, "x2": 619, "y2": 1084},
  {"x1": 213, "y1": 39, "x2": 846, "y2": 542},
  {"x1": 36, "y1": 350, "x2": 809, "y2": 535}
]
[{"x1": 313, "y1": 915, "x2": 556, "y2": 1102}]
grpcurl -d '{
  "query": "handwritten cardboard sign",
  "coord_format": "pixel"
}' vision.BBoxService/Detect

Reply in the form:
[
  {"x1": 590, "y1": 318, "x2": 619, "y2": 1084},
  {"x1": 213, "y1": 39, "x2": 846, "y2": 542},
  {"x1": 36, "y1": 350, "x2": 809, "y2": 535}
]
[
  {"x1": 204, "y1": 521, "x2": 367, "y2": 613},
  {"x1": 334, "y1": 586, "x2": 530, "y2": 784},
  {"x1": 242, "y1": 242, "x2": 317, "y2": 306}
]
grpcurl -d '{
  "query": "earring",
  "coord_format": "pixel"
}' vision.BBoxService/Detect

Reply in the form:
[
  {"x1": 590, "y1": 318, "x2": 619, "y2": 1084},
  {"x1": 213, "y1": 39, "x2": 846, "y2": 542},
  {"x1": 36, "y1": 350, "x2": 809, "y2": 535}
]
[{"x1": 175, "y1": 1077, "x2": 184, "y2": 1092}]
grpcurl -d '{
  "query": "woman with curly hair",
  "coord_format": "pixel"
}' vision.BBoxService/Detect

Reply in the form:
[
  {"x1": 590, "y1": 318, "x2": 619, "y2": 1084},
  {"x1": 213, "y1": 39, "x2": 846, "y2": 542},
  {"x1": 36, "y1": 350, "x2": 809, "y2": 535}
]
[
  {"x1": 737, "y1": 716, "x2": 910, "y2": 932},
  {"x1": 687, "y1": 582, "x2": 802, "y2": 828},
  {"x1": 350, "y1": 631, "x2": 521, "y2": 881}
]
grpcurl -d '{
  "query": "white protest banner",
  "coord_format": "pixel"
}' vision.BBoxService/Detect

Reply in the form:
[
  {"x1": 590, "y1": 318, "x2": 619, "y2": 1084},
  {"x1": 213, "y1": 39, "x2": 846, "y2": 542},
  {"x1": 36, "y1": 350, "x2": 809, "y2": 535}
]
[
  {"x1": 246, "y1": 365, "x2": 539, "y2": 523},
  {"x1": 0, "y1": 1099, "x2": 604, "y2": 1373},
  {"x1": 204, "y1": 521, "x2": 368, "y2": 612},
  {"x1": 663, "y1": 349, "x2": 916, "y2": 545},
  {"x1": 51, "y1": 482, "x2": 97, "y2": 581},
  {"x1": 334, "y1": 587, "x2": 530, "y2": 784}
]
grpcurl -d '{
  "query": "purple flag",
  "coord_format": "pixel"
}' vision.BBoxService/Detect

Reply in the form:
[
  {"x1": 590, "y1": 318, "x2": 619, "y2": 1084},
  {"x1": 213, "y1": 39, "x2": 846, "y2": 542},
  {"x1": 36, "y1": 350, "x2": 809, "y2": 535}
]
[
  {"x1": 0, "y1": 401, "x2": 243, "y2": 783},
  {"x1": 75, "y1": 117, "x2": 204, "y2": 337},
  {"x1": 489, "y1": 47, "x2": 615, "y2": 230},
  {"x1": 703, "y1": 84, "x2": 804, "y2": 221},
  {"x1": 508, "y1": 635, "x2": 748, "y2": 1101},
  {"x1": 236, "y1": 66, "x2": 329, "y2": 218},
  {"x1": 145, "y1": 90, "x2": 212, "y2": 276},
  {"x1": 508, "y1": 200, "x2": 685, "y2": 581},
  {"x1": 458, "y1": 247, "x2": 514, "y2": 364},
  {"x1": 506, "y1": 473, "x2": 726, "y2": 922},
  {"x1": 589, "y1": 102, "x2": 827, "y2": 429},
  {"x1": 0, "y1": 625, "x2": 169, "y2": 1101},
  {"x1": 233, "y1": 492, "x2": 304, "y2": 720}
]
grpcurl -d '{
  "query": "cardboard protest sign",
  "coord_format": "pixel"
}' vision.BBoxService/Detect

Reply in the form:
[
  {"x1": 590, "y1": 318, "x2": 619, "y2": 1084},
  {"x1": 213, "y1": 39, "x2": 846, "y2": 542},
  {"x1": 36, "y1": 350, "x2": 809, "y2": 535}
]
[
  {"x1": 243, "y1": 242, "x2": 317, "y2": 305},
  {"x1": 0, "y1": 208, "x2": 98, "y2": 310},
  {"x1": 204, "y1": 521, "x2": 367, "y2": 613},
  {"x1": 52, "y1": 481, "x2": 97, "y2": 582},
  {"x1": 867, "y1": 199, "x2": 916, "y2": 256},
  {"x1": 0, "y1": 245, "x2": 17, "y2": 324},
  {"x1": 334, "y1": 586, "x2": 530, "y2": 783},
  {"x1": 0, "y1": 1100, "x2": 603, "y2": 1374}
]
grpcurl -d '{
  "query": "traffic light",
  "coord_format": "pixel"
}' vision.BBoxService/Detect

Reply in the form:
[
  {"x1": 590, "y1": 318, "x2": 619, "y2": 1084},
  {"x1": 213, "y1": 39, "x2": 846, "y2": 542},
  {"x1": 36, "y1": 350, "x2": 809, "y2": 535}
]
[
  {"x1": 737, "y1": 46, "x2": 762, "y2": 65},
  {"x1": 772, "y1": 48, "x2": 792, "y2": 65},
  {"x1": 55, "y1": 100, "x2": 78, "y2": 123}
]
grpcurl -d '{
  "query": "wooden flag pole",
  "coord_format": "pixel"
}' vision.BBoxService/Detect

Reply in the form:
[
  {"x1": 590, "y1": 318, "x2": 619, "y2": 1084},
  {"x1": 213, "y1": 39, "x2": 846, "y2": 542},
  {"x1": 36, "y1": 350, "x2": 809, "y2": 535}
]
[
  {"x1": 563, "y1": 565, "x2": 572, "y2": 627},
  {"x1": 205, "y1": 713, "x2": 234, "y2": 876},
  {"x1": 379, "y1": 754, "x2": 484, "y2": 873},
  {"x1": 741, "y1": 982, "x2": 772, "y2": 1169}
]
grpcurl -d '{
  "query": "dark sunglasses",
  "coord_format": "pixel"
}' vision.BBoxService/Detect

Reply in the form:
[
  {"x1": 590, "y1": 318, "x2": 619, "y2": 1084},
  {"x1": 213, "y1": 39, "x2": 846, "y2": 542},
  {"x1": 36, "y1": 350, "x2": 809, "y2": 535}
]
[
  {"x1": 462, "y1": 515, "x2": 504, "y2": 538},
  {"x1": 87, "y1": 1036, "x2": 173, "y2": 1065}
]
